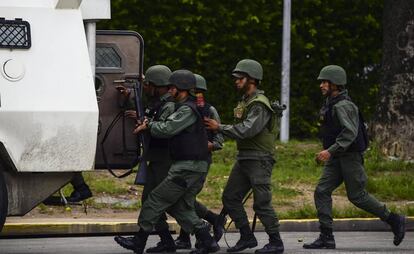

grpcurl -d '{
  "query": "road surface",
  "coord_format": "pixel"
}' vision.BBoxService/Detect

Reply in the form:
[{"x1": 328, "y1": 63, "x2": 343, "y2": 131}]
[{"x1": 0, "y1": 231, "x2": 412, "y2": 253}]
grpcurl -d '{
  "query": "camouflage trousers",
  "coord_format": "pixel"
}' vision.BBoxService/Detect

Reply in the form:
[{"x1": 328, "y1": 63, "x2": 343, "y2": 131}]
[
  {"x1": 314, "y1": 152, "x2": 390, "y2": 229},
  {"x1": 138, "y1": 161, "x2": 208, "y2": 234},
  {"x1": 140, "y1": 160, "x2": 172, "y2": 231},
  {"x1": 222, "y1": 159, "x2": 280, "y2": 234}
]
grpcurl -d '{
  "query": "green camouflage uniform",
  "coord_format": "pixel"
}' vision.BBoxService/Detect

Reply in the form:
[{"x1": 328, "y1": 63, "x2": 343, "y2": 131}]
[
  {"x1": 140, "y1": 93, "x2": 175, "y2": 231},
  {"x1": 315, "y1": 90, "x2": 390, "y2": 229},
  {"x1": 138, "y1": 97, "x2": 209, "y2": 234},
  {"x1": 219, "y1": 89, "x2": 280, "y2": 235}
]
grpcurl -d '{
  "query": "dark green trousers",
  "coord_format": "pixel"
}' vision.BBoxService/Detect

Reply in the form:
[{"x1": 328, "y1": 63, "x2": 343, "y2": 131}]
[
  {"x1": 141, "y1": 160, "x2": 172, "y2": 231},
  {"x1": 195, "y1": 200, "x2": 209, "y2": 219},
  {"x1": 194, "y1": 170, "x2": 210, "y2": 219},
  {"x1": 138, "y1": 162, "x2": 207, "y2": 234},
  {"x1": 180, "y1": 170, "x2": 210, "y2": 234},
  {"x1": 315, "y1": 152, "x2": 390, "y2": 229},
  {"x1": 222, "y1": 159, "x2": 280, "y2": 234}
]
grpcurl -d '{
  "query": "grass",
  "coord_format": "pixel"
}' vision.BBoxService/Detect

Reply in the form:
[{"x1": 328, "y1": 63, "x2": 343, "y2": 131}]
[
  {"x1": 198, "y1": 140, "x2": 414, "y2": 217},
  {"x1": 50, "y1": 140, "x2": 414, "y2": 218},
  {"x1": 367, "y1": 172, "x2": 414, "y2": 200},
  {"x1": 273, "y1": 140, "x2": 321, "y2": 185},
  {"x1": 279, "y1": 204, "x2": 316, "y2": 219},
  {"x1": 88, "y1": 178, "x2": 128, "y2": 195},
  {"x1": 59, "y1": 175, "x2": 130, "y2": 196},
  {"x1": 366, "y1": 152, "x2": 413, "y2": 173},
  {"x1": 273, "y1": 185, "x2": 302, "y2": 198}
]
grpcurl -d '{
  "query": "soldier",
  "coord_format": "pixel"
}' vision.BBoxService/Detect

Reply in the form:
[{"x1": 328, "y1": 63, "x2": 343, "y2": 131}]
[
  {"x1": 114, "y1": 65, "x2": 178, "y2": 252},
  {"x1": 303, "y1": 65, "x2": 406, "y2": 249},
  {"x1": 114, "y1": 70, "x2": 219, "y2": 254},
  {"x1": 138, "y1": 65, "x2": 177, "y2": 253},
  {"x1": 175, "y1": 74, "x2": 226, "y2": 249},
  {"x1": 205, "y1": 59, "x2": 284, "y2": 254}
]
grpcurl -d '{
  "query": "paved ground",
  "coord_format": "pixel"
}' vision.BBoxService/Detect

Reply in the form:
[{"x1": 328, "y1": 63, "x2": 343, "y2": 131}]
[
  {"x1": 0, "y1": 232, "x2": 412, "y2": 254},
  {"x1": 3, "y1": 217, "x2": 413, "y2": 237}
]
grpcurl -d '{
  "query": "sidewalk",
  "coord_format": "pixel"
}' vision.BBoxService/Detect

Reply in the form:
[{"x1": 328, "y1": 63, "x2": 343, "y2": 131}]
[{"x1": 2, "y1": 217, "x2": 413, "y2": 237}]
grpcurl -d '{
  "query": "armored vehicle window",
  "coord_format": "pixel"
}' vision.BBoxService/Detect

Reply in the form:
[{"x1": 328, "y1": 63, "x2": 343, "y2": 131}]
[
  {"x1": 0, "y1": 18, "x2": 31, "y2": 49},
  {"x1": 96, "y1": 45, "x2": 122, "y2": 69}
]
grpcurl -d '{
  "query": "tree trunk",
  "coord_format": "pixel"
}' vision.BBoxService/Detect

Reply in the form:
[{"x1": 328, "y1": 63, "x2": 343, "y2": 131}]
[{"x1": 372, "y1": 0, "x2": 414, "y2": 160}]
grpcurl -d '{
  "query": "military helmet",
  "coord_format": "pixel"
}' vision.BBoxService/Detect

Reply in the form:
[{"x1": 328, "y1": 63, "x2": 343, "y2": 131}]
[
  {"x1": 232, "y1": 59, "x2": 263, "y2": 81},
  {"x1": 194, "y1": 74, "x2": 207, "y2": 91},
  {"x1": 144, "y1": 65, "x2": 172, "y2": 87},
  {"x1": 168, "y1": 69, "x2": 196, "y2": 91},
  {"x1": 317, "y1": 65, "x2": 347, "y2": 85}
]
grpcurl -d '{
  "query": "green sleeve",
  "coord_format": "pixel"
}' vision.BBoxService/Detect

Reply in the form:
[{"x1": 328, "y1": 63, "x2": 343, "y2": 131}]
[
  {"x1": 158, "y1": 101, "x2": 175, "y2": 121},
  {"x1": 149, "y1": 105, "x2": 196, "y2": 138},
  {"x1": 219, "y1": 103, "x2": 271, "y2": 140},
  {"x1": 327, "y1": 102, "x2": 359, "y2": 154}
]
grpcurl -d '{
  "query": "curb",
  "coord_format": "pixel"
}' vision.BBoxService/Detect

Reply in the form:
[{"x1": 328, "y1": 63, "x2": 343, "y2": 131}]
[{"x1": 1, "y1": 217, "x2": 413, "y2": 238}]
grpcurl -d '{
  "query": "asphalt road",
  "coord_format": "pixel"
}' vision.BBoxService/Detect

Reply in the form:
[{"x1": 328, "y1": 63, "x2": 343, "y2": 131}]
[{"x1": 0, "y1": 232, "x2": 412, "y2": 254}]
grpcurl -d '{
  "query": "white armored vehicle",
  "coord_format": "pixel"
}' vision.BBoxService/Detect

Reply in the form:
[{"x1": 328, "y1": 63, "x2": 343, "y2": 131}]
[{"x1": 0, "y1": 0, "x2": 144, "y2": 231}]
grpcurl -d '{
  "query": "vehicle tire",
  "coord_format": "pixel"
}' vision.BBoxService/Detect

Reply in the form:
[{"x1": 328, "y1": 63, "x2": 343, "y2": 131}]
[{"x1": 0, "y1": 171, "x2": 7, "y2": 232}]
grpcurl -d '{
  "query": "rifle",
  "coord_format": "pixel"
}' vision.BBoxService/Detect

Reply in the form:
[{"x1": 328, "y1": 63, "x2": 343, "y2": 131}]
[
  {"x1": 133, "y1": 77, "x2": 149, "y2": 185},
  {"x1": 270, "y1": 100, "x2": 287, "y2": 117}
]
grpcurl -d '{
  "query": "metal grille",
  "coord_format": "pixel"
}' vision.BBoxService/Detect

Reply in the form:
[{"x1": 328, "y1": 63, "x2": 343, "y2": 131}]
[
  {"x1": 0, "y1": 18, "x2": 31, "y2": 49},
  {"x1": 96, "y1": 47, "x2": 122, "y2": 68}
]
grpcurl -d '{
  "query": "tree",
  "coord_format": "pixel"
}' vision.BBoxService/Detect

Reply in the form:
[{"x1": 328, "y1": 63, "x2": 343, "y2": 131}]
[
  {"x1": 100, "y1": 0, "x2": 383, "y2": 138},
  {"x1": 372, "y1": 0, "x2": 414, "y2": 160}
]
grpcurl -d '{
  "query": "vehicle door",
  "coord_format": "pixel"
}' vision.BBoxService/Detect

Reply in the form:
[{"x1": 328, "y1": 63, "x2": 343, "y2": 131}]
[{"x1": 94, "y1": 31, "x2": 144, "y2": 171}]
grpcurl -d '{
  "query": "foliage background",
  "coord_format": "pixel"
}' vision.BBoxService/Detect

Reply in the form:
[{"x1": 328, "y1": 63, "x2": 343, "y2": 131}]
[{"x1": 100, "y1": 0, "x2": 383, "y2": 138}]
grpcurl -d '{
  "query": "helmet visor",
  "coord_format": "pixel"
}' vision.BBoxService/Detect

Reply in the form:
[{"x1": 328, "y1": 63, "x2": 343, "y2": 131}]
[{"x1": 232, "y1": 72, "x2": 245, "y2": 79}]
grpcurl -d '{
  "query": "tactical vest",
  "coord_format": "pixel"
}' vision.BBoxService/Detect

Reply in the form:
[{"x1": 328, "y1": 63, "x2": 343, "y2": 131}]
[
  {"x1": 319, "y1": 95, "x2": 368, "y2": 152},
  {"x1": 145, "y1": 97, "x2": 174, "y2": 161},
  {"x1": 235, "y1": 94, "x2": 277, "y2": 154},
  {"x1": 170, "y1": 98, "x2": 209, "y2": 161}
]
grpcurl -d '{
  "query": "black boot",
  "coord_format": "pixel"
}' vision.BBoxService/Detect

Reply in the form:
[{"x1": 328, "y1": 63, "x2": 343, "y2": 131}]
[
  {"x1": 190, "y1": 224, "x2": 220, "y2": 254},
  {"x1": 255, "y1": 232, "x2": 284, "y2": 254},
  {"x1": 204, "y1": 210, "x2": 228, "y2": 242},
  {"x1": 66, "y1": 184, "x2": 92, "y2": 203},
  {"x1": 175, "y1": 228, "x2": 192, "y2": 249},
  {"x1": 386, "y1": 212, "x2": 406, "y2": 246},
  {"x1": 146, "y1": 228, "x2": 177, "y2": 253},
  {"x1": 303, "y1": 227, "x2": 335, "y2": 249},
  {"x1": 227, "y1": 225, "x2": 258, "y2": 253},
  {"x1": 194, "y1": 230, "x2": 215, "y2": 250},
  {"x1": 114, "y1": 229, "x2": 150, "y2": 254}
]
